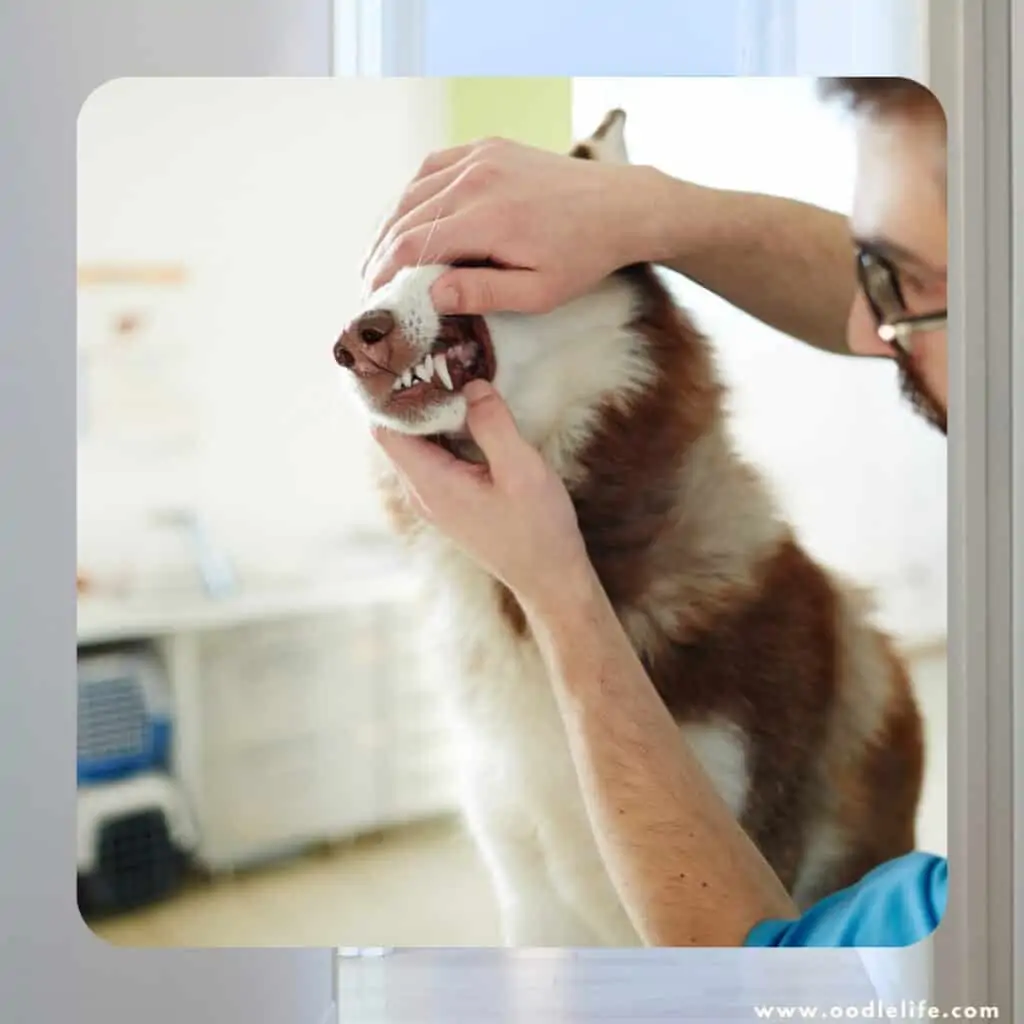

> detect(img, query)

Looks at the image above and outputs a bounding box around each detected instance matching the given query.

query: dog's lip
[385,378,435,405]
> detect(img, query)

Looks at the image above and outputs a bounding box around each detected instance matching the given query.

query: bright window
[377,0,926,78]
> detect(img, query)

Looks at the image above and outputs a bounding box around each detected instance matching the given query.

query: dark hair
[817,77,945,121]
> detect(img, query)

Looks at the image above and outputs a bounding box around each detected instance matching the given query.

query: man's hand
[372,380,593,613]
[362,138,666,317]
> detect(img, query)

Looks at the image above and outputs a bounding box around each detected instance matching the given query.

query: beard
[894,347,947,435]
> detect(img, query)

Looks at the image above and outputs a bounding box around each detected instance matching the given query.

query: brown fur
[520,136,924,902]
[561,262,921,900]
[571,264,725,615]
[823,648,924,890]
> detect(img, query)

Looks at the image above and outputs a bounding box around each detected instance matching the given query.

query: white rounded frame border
[0,0,1017,1020]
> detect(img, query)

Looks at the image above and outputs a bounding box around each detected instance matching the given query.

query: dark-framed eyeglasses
[855,246,947,352]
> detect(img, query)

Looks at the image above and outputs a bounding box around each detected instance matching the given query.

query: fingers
[430,266,552,316]
[365,197,465,290]
[372,382,537,504]
[365,213,495,295]
[417,140,486,179]
[362,138,501,281]
[361,155,476,279]
[371,426,485,511]
[459,381,536,483]
[364,140,522,292]
[372,425,458,476]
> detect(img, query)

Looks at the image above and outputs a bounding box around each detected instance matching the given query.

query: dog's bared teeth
[435,354,453,390]
[401,369,413,388]
[418,354,434,382]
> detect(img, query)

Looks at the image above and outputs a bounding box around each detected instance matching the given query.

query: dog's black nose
[357,309,395,344]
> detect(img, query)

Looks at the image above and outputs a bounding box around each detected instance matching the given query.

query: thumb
[432,267,553,315]
[372,427,484,507]
[460,381,535,483]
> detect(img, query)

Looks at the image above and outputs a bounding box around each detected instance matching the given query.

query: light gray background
[1015,0,1024,1015]
[1,4,336,1024]
[925,0,1019,1015]
[0,1,1017,1021]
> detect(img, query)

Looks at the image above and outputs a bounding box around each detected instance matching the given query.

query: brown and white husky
[333,110,924,947]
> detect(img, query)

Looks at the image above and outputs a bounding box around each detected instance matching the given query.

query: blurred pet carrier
[77,771,197,917]
[77,645,173,783]
[77,645,197,916]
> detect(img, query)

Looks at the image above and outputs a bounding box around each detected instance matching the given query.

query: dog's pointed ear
[569,108,630,164]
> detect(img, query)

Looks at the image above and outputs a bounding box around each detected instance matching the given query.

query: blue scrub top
[745,852,947,947]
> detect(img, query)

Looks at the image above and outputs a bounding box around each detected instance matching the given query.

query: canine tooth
[401,369,413,388]
[436,354,453,390]
[418,354,434,381]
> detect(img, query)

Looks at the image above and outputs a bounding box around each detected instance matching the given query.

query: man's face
[847,105,948,433]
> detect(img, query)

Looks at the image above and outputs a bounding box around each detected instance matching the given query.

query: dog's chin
[369,394,469,438]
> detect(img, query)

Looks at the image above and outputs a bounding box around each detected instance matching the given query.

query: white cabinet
[159,599,459,872]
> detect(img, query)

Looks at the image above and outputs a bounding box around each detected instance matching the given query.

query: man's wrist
[614,164,710,269]
[515,555,608,645]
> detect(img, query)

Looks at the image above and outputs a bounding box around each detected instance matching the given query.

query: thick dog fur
[334,110,924,946]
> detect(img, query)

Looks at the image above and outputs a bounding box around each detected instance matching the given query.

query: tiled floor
[87,648,947,949]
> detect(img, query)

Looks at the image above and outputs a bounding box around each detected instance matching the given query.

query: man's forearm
[523,567,797,947]
[626,167,856,356]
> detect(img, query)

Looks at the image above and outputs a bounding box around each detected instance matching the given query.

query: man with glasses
[364,77,948,947]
